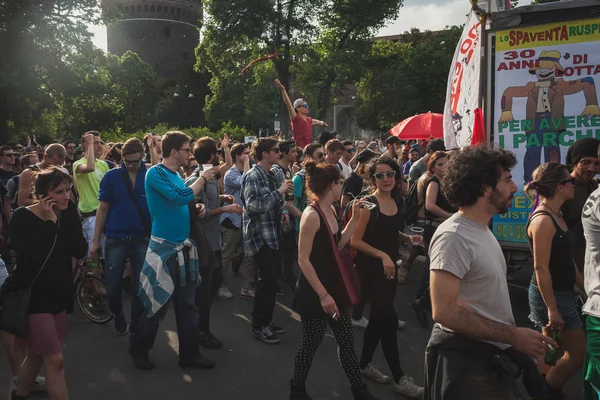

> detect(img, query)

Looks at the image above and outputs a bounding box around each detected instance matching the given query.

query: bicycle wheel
[76,274,114,324]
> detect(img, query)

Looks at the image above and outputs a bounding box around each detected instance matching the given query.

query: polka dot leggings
[292,309,364,387]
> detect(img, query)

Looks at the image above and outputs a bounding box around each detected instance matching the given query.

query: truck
[483,0,600,252]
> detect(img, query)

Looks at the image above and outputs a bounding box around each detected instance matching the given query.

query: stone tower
[102,0,202,79]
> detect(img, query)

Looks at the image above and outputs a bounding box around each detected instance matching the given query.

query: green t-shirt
[73,158,110,213]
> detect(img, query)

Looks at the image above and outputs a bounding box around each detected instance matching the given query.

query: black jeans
[196,250,223,332]
[252,245,280,329]
[129,253,200,361]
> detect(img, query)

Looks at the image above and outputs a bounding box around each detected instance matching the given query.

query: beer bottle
[544,329,560,366]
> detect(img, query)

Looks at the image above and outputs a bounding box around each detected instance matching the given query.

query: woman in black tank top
[290,162,377,400]
[524,162,585,397]
[351,158,424,399]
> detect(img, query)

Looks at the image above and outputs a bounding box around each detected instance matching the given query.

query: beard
[490,189,513,214]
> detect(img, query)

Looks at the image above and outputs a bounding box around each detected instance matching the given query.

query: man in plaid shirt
[241,137,293,344]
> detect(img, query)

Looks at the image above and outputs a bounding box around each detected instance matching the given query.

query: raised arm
[75,133,97,174]
[275,79,297,121]
[18,169,36,207]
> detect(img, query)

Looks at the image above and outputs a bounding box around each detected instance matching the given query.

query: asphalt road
[1,253,583,400]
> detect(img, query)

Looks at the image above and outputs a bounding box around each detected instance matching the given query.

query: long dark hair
[304,161,341,201]
[367,156,404,199]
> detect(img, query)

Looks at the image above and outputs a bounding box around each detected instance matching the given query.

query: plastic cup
[202,164,213,171]
[410,226,425,247]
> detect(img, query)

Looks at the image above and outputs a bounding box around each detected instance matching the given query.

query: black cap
[356,149,377,163]
[565,138,600,166]
[317,131,337,145]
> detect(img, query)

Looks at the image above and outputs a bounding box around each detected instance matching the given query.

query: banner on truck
[492,18,600,243]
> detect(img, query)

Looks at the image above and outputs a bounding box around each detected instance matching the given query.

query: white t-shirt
[429,213,516,349]
[583,188,600,318]
[339,159,353,179]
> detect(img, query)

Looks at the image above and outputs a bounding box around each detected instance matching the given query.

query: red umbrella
[389,112,443,140]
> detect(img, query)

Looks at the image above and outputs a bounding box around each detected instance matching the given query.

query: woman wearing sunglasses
[524,162,585,398]
[351,157,424,399]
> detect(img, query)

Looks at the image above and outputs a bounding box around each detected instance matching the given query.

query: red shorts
[15,313,68,356]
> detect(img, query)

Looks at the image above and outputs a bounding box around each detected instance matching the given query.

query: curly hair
[367,156,404,199]
[441,145,517,209]
[34,166,72,199]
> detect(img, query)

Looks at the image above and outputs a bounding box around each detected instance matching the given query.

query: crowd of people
[0,86,598,400]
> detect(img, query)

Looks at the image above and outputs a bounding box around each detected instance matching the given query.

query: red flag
[471,108,486,146]
[241,53,277,75]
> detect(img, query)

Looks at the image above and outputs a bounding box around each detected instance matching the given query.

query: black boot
[351,383,379,400]
[290,379,312,400]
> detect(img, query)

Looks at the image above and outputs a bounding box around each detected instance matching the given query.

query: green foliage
[354,27,462,131]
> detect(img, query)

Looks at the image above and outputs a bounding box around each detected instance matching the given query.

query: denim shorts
[0,257,7,288]
[528,284,582,330]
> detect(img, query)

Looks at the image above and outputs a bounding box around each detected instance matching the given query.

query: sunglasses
[374,170,396,180]
[3,153,16,157]
[346,148,356,154]
[301,104,309,108]
[315,153,324,159]
[124,158,143,166]
[560,177,577,185]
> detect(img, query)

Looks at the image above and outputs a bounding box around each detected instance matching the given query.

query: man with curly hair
[424,145,556,399]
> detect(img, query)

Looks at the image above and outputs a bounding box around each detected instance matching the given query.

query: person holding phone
[351,157,424,399]
[291,161,378,400]
[4,167,87,400]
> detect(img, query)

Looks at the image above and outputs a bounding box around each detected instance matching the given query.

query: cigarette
[332,313,337,319]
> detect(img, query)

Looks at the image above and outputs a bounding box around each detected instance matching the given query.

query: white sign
[274,120,281,132]
[244,136,257,144]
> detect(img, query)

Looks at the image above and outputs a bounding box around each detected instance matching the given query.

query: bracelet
[200,176,207,184]
[319,293,329,300]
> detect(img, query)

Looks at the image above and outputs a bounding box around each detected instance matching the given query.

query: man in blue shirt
[128,131,216,371]
[91,138,151,337]
[221,143,255,299]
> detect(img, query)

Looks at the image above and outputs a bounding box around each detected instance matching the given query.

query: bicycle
[73,259,113,324]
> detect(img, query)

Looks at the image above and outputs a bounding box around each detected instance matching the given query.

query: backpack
[400,179,423,226]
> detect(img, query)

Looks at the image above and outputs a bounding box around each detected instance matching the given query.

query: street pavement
[1,253,583,399]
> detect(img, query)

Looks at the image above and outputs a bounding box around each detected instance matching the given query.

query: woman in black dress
[290,162,377,400]
[5,167,87,400]
[352,157,424,399]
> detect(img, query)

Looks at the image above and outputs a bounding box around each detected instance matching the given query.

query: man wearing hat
[274,79,328,149]
[562,138,600,271]
[499,50,600,182]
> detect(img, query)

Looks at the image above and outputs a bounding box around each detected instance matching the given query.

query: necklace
[541,202,562,216]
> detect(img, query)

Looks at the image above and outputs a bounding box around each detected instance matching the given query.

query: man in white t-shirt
[338,140,355,179]
[424,145,556,399]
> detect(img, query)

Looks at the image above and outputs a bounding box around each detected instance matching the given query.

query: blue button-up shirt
[98,162,151,239]
[220,165,244,229]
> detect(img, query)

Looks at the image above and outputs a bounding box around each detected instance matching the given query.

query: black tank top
[424,176,456,221]
[526,210,576,292]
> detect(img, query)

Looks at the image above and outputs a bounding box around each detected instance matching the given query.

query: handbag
[119,168,151,234]
[311,202,361,305]
[0,231,58,337]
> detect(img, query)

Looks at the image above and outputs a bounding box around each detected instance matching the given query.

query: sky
[89,0,534,51]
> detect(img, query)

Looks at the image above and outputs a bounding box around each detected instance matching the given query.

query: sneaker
[199,331,223,349]
[253,326,280,344]
[178,355,216,369]
[269,322,286,334]
[240,287,255,300]
[12,376,46,392]
[351,317,369,329]
[393,376,424,399]
[132,356,155,370]
[397,319,406,329]
[216,284,234,299]
[360,363,391,384]
[114,312,129,336]
[397,263,409,284]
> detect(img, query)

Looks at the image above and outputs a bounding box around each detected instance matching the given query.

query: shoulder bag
[311,202,361,305]
[0,223,59,337]
[119,169,151,234]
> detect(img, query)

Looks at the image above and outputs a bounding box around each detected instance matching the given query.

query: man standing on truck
[499,50,600,182]
[274,79,328,148]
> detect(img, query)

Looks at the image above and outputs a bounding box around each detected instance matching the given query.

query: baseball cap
[293,98,306,109]
[356,149,377,164]
[427,139,446,153]
[317,131,337,145]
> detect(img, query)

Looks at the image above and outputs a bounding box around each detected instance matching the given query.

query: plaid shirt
[241,164,286,257]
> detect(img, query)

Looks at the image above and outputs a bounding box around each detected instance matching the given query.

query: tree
[197,0,405,133]
[0,0,101,141]
[354,27,462,131]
